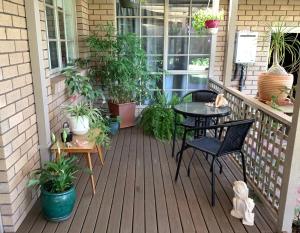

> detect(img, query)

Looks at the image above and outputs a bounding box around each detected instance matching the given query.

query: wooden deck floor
[17,127,276,233]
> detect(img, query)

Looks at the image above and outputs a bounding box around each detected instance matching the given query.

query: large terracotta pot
[108,102,136,128]
[258,72,293,102]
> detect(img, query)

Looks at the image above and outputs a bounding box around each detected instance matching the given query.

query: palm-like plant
[267,22,300,76]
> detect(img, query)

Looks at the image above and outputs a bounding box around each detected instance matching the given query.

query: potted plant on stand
[65,102,101,135]
[87,24,156,128]
[258,23,300,104]
[192,8,224,34]
[27,134,78,221]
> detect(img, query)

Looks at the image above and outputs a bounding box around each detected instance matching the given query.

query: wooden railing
[208,79,292,217]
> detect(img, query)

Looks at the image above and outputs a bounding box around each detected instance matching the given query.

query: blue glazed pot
[109,121,120,135]
[41,186,76,222]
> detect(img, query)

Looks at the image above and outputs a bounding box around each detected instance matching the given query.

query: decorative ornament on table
[231,181,255,226]
[215,94,228,108]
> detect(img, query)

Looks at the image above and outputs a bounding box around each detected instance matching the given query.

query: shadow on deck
[17,127,276,233]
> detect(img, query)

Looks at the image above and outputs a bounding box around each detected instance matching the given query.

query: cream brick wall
[0,0,40,232]
[214,0,300,96]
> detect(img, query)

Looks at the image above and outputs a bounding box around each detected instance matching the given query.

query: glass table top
[173,102,231,117]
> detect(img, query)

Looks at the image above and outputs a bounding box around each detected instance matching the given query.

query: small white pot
[69,115,90,135]
[207,27,218,34]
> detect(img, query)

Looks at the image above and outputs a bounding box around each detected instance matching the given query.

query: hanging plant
[192,8,224,34]
[119,0,146,8]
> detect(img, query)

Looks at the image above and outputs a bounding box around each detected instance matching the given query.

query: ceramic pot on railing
[257,72,293,103]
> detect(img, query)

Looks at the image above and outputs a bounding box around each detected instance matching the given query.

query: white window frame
[116,0,218,97]
[45,0,79,75]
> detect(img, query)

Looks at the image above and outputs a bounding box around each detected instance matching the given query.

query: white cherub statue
[231,181,255,226]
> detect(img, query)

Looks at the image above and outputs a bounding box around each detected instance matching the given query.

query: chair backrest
[182,90,218,103]
[218,119,255,156]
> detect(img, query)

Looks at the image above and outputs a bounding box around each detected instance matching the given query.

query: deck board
[17,128,276,233]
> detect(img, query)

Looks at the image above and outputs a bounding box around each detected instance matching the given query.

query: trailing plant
[139,93,183,141]
[87,24,157,104]
[266,22,300,76]
[192,8,224,33]
[28,134,79,193]
[89,118,111,149]
[63,69,104,103]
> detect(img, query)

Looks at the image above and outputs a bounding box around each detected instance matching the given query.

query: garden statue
[231,181,255,226]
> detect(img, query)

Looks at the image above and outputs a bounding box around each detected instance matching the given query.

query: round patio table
[172,102,231,158]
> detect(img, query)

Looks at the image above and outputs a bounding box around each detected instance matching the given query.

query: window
[116,0,214,100]
[45,0,77,72]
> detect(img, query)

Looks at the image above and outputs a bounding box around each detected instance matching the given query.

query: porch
[17,127,276,233]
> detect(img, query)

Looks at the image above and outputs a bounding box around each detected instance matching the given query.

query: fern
[139,93,183,141]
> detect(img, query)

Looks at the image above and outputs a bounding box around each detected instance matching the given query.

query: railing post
[277,84,300,233]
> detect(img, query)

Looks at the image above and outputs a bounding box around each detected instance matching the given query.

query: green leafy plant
[191,57,210,66]
[87,24,157,104]
[192,8,224,33]
[74,58,90,69]
[28,134,79,193]
[139,93,182,141]
[89,119,111,149]
[65,102,102,124]
[63,69,104,103]
[266,22,300,75]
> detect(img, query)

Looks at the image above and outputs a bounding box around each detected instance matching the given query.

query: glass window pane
[45,0,53,5]
[141,5,164,16]
[168,37,188,54]
[188,75,208,89]
[67,42,75,64]
[168,56,188,70]
[117,2,139,16]
[189,56,210,71]
[49,41,59,69]
[190,36,211,54]
[57,0,63,10]
[165,75,187,89]
[142,18,164,36]
[46,7,56,39]
[64,0,75,15]
[58,11,65,39]
[142,37,164,54]
[165,91,186,102]
[169,5,189,17]
[146,56,163,72]
[117,18,140,34]
[168,18,189,36]
[61,42,67,67]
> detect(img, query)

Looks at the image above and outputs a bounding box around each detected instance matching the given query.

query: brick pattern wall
[0,0,40,232]
[88,0,115,35]
[77,0,90,58]
[214,0,300,95]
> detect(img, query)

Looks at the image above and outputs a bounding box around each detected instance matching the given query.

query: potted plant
[65,102,101,135]
[192,8,224,34]
[107,116,120,136]
[27,134,78,221]
[258,22,300,103]
[87,24,156,128]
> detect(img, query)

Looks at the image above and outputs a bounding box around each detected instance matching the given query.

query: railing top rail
[209,79,292,127]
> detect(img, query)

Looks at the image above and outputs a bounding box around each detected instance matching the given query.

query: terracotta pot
[257,72,293,103]
[205,20,220,29]
[108,102,136,128]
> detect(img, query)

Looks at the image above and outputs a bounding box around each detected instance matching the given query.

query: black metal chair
[172,90,218,158]
[174,119,255,206]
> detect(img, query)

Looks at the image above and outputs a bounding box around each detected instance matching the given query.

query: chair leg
[241,151,247,183]
[216,159,223,174]
[187,149,196,177]
[211,158,216,206]
[172,113,177,158]
[175,130,187,181]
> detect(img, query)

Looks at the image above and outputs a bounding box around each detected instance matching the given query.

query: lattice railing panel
[208,79,291,214]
